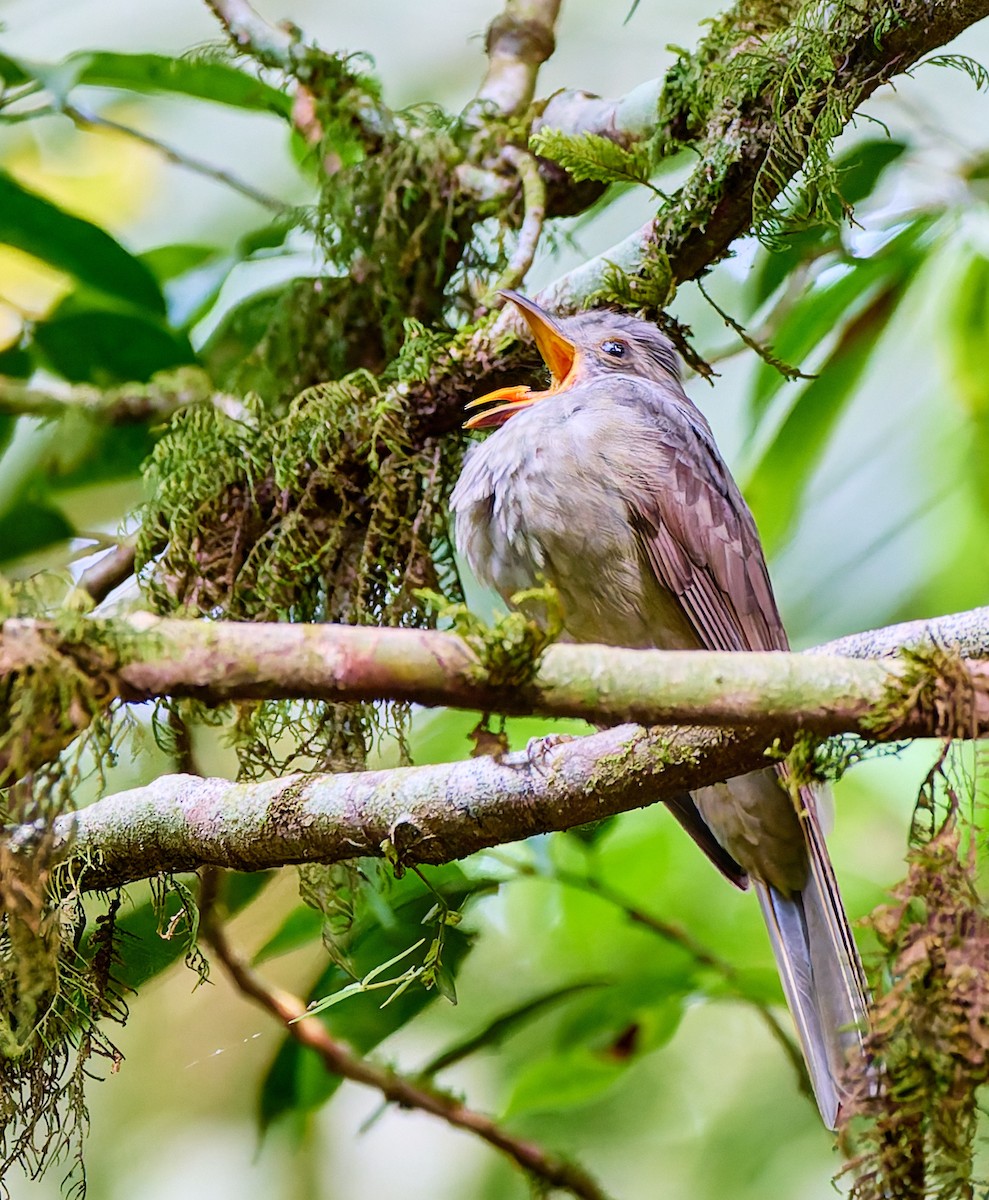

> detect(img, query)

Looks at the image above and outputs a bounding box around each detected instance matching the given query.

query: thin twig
[61,101,285,212]
[493,145,547,293]
[0,371,250,425]
[201,916,613,1200]
[696,280,812,382]
[203,0,299,65]
[78,544,138,606]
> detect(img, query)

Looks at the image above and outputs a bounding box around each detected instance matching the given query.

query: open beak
[464,290,580,429]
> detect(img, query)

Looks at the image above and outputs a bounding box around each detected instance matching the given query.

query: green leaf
[141,244,220,284]
[0,170,165,313]
[529,128,653,188]
[833,139,907,208]
[0,501,74,565]
[747,214,934,427]
[60,51,292,116]
[745,285,901,555]
[503,979,685,1117]
[503,1048,627,1117]
[258,866,488,1129]
[254,906,326,966]
[421,982,606,1079]
[0,51,32,87]
[0,343,32,378]
[943,252,989,415]
[96,872,274,993]
[32,309,195,383]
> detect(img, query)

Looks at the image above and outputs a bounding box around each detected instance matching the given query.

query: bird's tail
[755,796,870,1129]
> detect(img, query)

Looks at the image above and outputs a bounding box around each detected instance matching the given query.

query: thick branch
[649,0,989,287]
[203,915,611,1200]
[43,723,775,892]
[814,607,989,661]
[414,0,989,436]
[535,79,664,146]
[3,609,988,740]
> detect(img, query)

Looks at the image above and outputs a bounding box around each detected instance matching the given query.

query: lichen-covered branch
[418,0,989,430]
[814,607,989,661]
[643,0,989,288]
[203,911,612,1200]
[41,723,776,892]
[2,610,988,751]
[474,0,562,117]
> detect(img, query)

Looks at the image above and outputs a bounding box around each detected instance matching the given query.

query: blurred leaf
[503,1048,627,1117]
[834,139,907,207]
[141,243,219,283]
[98,872,274,993]
[0,51,32,87]
[748,255,892,424]
[0,344,32,378]
[748,140,907,311]
[421,981,606,1079]
[745,285,900,555]
[59,51,292,116]
[0,170,164,313]
[254,905,325,966]
[943,252,989,512]
[0,500,74,565]
[503,977,686,1117]
[748,227,830,314]
[259,864,490,1130]
[200,283,292,390]
[47,421,157,490]
[33,309,195,383]
[748,214,934,428]
[943,252,989,414]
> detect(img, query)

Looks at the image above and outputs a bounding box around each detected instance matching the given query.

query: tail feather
[756,791,869,1129]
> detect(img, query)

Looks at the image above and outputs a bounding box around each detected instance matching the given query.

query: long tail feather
[755,796,869,1129]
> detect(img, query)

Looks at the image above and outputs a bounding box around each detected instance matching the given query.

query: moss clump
[841,808,989,1200]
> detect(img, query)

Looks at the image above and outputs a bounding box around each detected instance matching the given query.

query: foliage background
[2,0,989,1197]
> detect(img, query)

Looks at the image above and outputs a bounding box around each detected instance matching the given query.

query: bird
[450,290,868,1129]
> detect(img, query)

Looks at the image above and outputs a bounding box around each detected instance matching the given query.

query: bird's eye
[601,339,627,358]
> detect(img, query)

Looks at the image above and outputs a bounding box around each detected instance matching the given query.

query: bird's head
[465,290,681,429]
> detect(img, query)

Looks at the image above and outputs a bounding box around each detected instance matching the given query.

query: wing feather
[626,396,786,655]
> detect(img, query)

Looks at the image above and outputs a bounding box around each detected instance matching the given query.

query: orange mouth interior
[464,292,579,429]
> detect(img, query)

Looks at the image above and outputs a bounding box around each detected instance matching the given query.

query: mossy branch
[29,722,786,892]
[2,610,989,770]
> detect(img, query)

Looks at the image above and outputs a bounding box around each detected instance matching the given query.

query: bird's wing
[626,391,787,654]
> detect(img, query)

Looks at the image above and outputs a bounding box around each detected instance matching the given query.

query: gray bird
[450,290,868,1128]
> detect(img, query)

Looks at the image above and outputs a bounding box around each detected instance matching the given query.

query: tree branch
[492,145,547,293]
[78,544,138,607]
[3,608,988,744]
[204,0,299,66]
[474,0,563,118]
[0,368,247,425]
[202,911,612,1200]
[42,723,778,892]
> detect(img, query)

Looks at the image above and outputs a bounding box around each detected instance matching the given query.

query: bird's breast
[451,398,697,649]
